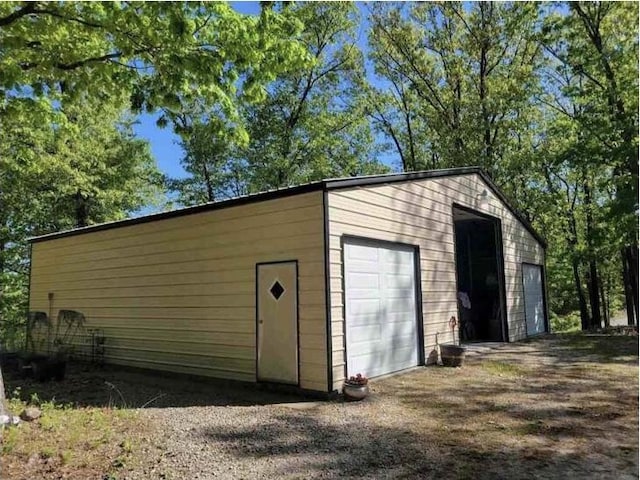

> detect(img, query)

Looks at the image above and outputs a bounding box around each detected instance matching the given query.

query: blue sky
[131,2,391,181]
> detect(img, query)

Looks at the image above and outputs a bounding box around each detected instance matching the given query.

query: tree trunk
[0,365,7,418]
[399,87,417,171]
[201,161,215,202]
[628,246,639,321]
[622,248,636,326]
[622,245,639,325]
[572,258,590,330]
[599,272,609,328]
[74,190,88,228]
[586,260,602,329]
[583,178,601,329]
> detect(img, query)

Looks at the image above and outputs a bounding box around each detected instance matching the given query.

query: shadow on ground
[2,333,638,479]
[3,333,637,410]
[3,362,313,409]
[194,409,634,480]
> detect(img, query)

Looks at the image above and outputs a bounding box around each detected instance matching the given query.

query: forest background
[0,1,638,348]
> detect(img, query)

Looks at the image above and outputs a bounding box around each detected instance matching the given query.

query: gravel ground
[5,334,638,480]
[132,391,449,480]
[126,335,638,480]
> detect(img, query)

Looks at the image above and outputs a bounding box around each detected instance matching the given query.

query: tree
[168,118,248,205]
[169,2,388,205]
[0,2,310,120]
[241,2,387,191]
[539,1,639,327]
[368,1,542,181]
[0,94,162,351]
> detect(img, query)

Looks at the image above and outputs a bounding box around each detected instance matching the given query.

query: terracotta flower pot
[440,344,466,367]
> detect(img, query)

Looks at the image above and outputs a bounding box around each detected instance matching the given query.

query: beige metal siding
[29,192,327,392]
[327,173,543,390]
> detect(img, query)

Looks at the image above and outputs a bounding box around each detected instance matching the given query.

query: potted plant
[343,373,369,400]
[440,316,466,367]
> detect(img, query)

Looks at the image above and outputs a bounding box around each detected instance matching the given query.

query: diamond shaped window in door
[270,280,285,300]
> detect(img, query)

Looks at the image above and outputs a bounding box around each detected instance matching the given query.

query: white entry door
[257,261,298,384]
[344,239,419,378]
[523,263,546,336]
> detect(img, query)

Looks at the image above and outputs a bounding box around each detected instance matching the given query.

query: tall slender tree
[368,1,542,182]
[539,1,638,327]
[241,2,386,191]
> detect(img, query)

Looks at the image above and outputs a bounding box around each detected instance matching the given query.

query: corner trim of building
[322,190,334,393]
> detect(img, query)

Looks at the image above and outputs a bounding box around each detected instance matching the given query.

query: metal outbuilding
[29,167,548,393]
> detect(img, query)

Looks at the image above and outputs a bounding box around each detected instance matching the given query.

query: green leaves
[0,93,162,343]
[368,2,542,178]
[169,2,387,205]
[0,2,310,117]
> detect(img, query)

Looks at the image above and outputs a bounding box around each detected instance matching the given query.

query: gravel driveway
[6,334,637,480]
[125,335,638,480]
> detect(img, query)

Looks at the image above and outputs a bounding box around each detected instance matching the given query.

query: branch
[21,48,152,71]
[0,3,36,27]
[30,7,106,29]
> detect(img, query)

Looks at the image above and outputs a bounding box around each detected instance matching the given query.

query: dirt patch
[2,334,638,479]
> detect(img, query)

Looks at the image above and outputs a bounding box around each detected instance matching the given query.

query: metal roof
[28,166,546,247]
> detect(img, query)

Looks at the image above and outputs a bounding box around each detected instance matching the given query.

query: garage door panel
[384,265,414,276]
[345,239,419,379]
[350,345,418,378]
[348,288,383,300]
[346,272,379,289]
[386,297,415,314]
[385,288,414,299]
[384,312,417,324]
[345,260,381,273]
[386,322,418,338]
[347,244,380,260]
[348,312,384,328]
[349,298,382,316]
[349,325,383,342]
[351,343,416,362]
[384,249,414,263]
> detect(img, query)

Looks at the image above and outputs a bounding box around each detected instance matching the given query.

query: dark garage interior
[453,205,507,343]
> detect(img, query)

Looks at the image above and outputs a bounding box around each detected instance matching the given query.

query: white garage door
[523,264,546,336]
[344,239,419,378]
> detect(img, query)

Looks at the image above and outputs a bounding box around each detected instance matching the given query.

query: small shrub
[29,392,42,407]
[550,311,581,333]
[1,427,19,454]
[120,439,133,454]
[10,386,21,401]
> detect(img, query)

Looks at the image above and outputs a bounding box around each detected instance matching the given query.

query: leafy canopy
[0,1,311,119]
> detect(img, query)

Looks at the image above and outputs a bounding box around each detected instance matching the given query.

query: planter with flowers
[343,373,369,400]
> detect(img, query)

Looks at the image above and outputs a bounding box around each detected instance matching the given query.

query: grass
[1,393,145,480]
[372,333,638,478]
[481,360,527,377]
